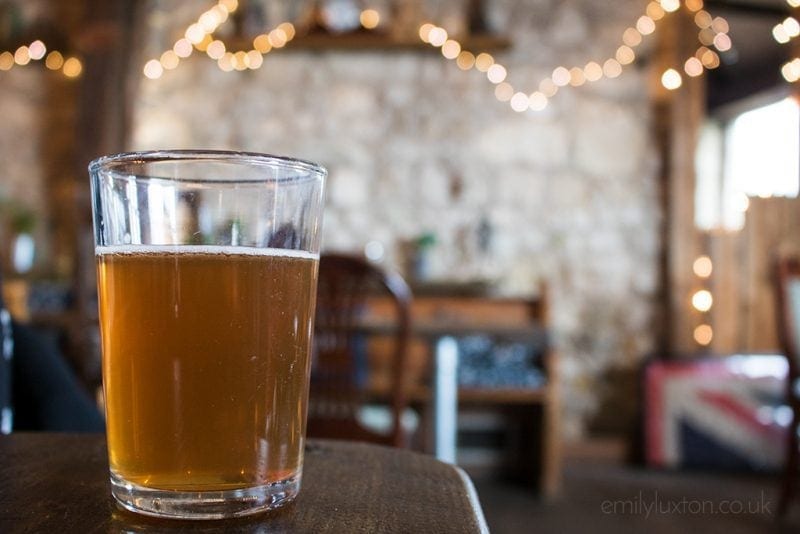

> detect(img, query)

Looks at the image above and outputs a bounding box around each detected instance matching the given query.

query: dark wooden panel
[0,434,487,533]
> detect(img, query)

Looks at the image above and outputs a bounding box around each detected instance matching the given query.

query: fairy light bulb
[684,57,703,77]
[441,39,461,59]
[360,9,380,29]
[510,92,530,112]
[694,325,713,345]
[62,57,82,77]
[494,82,514,101]
[693,256,713,278]
[603,59,622,78]
[28,40,46,60]
[662,68,682,90]
[475,53,494,72]
[528,91,548,111]
[487,64,507,84]
[584,61,603,82]
[692,290,713,312]
[713,33,732,52]
[160,50,179,69]
[661,0,680,13]
[636,16,656,35]
[143,59,163,79]
[552,66,570,86]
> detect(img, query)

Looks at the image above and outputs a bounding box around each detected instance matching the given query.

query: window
[696,96,800,230]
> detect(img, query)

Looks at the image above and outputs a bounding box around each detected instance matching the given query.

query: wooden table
[356,293,560,497]
[356,319,548,461]
[0,433,488,533]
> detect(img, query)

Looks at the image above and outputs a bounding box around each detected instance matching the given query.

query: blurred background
[1,0,800,531]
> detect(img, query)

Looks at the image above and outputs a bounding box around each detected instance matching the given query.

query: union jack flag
[645,355,789,471]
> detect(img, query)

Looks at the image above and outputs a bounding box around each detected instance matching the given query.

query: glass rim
[88,149,327,183]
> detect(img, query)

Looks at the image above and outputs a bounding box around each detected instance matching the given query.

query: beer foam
[95,244,319,260]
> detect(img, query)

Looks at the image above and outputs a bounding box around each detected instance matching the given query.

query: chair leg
[778,409,799,517]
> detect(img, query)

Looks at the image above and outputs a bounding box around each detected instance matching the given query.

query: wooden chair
[307,253,412,447]
[775,255,800,517]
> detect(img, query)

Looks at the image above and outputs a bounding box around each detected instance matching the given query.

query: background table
[355,292,560,498]
[0,433,488,533]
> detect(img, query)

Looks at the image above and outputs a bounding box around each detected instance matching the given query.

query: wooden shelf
[402,385,549,405]
[227,32,511,53]
[458,387,550,404]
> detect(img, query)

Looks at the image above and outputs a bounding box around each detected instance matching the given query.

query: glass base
[110,471,300,520]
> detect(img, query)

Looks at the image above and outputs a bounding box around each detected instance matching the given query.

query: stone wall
[133,0,660,440]
[0,69,47,264]
[0,1,82,278]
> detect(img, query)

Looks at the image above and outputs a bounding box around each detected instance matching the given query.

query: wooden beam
[705,0,790,18]
[654,8,707,356]
[63,0,141,388]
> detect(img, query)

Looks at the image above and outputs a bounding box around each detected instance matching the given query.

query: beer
[97,245,318,492]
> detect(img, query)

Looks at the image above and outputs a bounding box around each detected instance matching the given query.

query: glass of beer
[89,150,325,519]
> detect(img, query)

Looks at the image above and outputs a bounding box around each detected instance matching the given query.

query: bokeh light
[661,0,680,12]
[160,50,180,69]
[693,256,713,278]
[623,28,643,47]
[552,66,570,86]
[360,9,380,29]
[428,27,448,47]
[143,59,163,79]
[616,45,636,65]
[253,34,271,53]
[603,59,622,78]
[661,68,682,90]
[510,92,530,112]
[636,16,656,35]
[692,290,713,312]
[494,82,514,102]
[62,57,82,78]
[0,51,13,70]
[713,33,732,52]
[28,40,46,60]
[528,91,548,111]
[456,51,475,70]
[487,63,507,84]
[14,46,30,66]
[584,61,603,82]
[206,40,226,60]
[694,324,713,345]
[418,23,435,43]
[475,53,494,72]
[684,57,703,77]
[569,67,586,87]
[45,51,63,70]
[442,39,461,59]
[174,39,193,58]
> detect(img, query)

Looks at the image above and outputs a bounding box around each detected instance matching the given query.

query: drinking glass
[89,150,326,519]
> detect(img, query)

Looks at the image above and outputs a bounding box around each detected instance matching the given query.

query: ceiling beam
[705,0,791,17]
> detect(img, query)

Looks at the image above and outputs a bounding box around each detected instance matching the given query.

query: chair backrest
[775,255,800,380]
[308,253,412,447]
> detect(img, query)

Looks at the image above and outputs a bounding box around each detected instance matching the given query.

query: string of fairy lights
[420,0,731,112]
[8,0,800,107]
[0,39,82,78]
[691,255,714,346]
[141,0,732,113]
[774,0,800,82]
[142,0,297,79]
